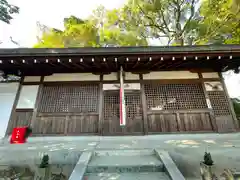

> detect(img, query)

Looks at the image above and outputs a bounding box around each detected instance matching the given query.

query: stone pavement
[1,133,240,179]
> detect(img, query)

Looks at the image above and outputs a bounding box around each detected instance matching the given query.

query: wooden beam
[102,58,110,70]
[198,72,218,131]
[218,72,239,129]
[176,112,183,132]
[98,75,104,135]
[149,59,165,69]
[142,57,153,67]
[132,58,141,69]
[5,77,24,137]
[174,59,193,68]
[72,62,84,70]
[41,58,57,67]
[92,58,102,69]
[140,74,148,135]
[92,72,111,75]
[59,62,73,69]
[166,59,187,69]
[131,71,150,74]
[30,76,44,131]
[115,60,118,70]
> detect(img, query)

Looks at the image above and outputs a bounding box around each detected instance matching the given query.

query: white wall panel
[44,73,100,81]
[103,73,118,81]
[24,76,41,82]
[202,72,219,78]
[16,85,39,109]
[0,83,19,138]
[125,72,140,80]
[143,71,199,80]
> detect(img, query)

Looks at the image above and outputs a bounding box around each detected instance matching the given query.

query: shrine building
[0,45,239,137]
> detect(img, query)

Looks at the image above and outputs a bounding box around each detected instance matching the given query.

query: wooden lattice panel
[208,91,231,116]
[38,84,99,113]
[6,111,33,135]
[144,83,207,110]
[103,92,142,120]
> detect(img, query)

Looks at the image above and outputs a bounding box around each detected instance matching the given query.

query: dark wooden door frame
[102,89,144,135]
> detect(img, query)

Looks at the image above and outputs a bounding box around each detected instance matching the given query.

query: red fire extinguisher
[10,126,32,144]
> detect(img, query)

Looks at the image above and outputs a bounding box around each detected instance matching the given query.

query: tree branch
[157,4,174,34]
[167,36,174,45]
[10,36,20,46]
[195,13,234,44]
[137,4,168,34]
[175,1,182,32]
[148,0,174,34]
[182,0,196,33]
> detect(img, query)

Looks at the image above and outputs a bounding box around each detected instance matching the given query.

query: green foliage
[34,0,240,47]
[232,98,240,117]
[118,0,200,45]
[24,126,32,139]
[196,0,240,44]
[203,152,214,166]
[34,16,98,48]
[34,8,148,48]
[119,0,240,45]
[39,155,49,168]
[0,0,19,24]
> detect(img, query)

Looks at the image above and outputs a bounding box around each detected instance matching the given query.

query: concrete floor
[1,133,240,179]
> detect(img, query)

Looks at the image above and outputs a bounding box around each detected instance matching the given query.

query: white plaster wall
[103,73,118,81]
[24,76,41,82]
[202,72,219,78]
[0,83,19,138]
[17,85,39,109]
[125,72,140,80]
[103,83,141,90]
[44,73,99,82]
[143,71,199,80]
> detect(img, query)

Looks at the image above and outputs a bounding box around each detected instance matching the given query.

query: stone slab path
[1,133,240,179]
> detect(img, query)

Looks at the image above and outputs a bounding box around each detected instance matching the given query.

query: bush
[203,152,214,166]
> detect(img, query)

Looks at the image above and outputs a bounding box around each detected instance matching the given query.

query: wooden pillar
[5,77,24,136]
[218,72,239,129]
[139,74,148,135]
[176,112,183,132]
[98,75,104,135]
[198,73,218,131]
[30,76,44,130]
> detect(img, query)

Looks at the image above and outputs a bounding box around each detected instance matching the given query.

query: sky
[0,0,240,98]
[0,0,126,47]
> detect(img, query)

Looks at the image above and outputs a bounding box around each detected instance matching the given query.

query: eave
[0,45,240,76]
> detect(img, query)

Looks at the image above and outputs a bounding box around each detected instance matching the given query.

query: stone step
[87,154,163,173]
[94,149,155,156]
[84,172,170,180]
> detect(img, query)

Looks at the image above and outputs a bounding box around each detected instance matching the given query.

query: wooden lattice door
[208,91,235,132]
[144,82,214,132]
[102,90,143,135]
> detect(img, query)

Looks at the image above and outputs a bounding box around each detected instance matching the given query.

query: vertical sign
[119,66,126,126]
[206,98,212,109]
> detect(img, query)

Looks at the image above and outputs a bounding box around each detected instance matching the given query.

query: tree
[34,7,148,48]
[116,0,201,46]
[108,0,240,46]
[0,0,19,24]
[34,16,98,48]
[195,0,240,45]
[34,0,240,47]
